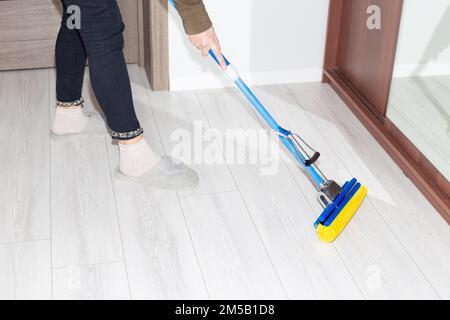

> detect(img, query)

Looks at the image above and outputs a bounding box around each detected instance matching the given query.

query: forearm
[174,0,212,35]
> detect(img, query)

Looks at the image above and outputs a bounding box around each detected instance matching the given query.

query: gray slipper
[50,112,109,143]
[114,156,199,191]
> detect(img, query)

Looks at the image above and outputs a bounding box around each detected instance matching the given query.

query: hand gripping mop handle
[169,0,325,188]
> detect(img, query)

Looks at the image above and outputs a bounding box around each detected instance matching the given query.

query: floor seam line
[137,66,211,299]
[194,89,289,299]
[52,259,127,270]
[176,195,212,299]
[48,68,54,300]
[367,197,442,299]
[104,136,133,300]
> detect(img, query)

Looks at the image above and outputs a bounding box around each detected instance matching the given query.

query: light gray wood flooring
[0,66,449,300]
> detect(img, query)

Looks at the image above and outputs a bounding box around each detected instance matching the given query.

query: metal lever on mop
[169,0,368,243]
[209,49,327,187]
[287,132,321,166]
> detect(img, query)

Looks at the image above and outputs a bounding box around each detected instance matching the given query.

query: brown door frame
[322,0,450,223]
[139,0,170,91]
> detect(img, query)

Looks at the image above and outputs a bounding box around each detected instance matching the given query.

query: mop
[169,0,368,242]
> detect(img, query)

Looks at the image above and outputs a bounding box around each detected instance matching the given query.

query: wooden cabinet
[0,0,139,70]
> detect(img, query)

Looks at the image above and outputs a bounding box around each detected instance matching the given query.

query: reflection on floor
[388,76,450,180]
[0,66,449,300]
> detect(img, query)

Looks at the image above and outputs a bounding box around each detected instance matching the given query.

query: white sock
[52,106,88,135]
[119,138,161,177]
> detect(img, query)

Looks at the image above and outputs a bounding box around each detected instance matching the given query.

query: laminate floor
[0,67,448,300]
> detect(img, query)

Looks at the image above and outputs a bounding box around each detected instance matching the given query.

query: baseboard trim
[169,68,323,91]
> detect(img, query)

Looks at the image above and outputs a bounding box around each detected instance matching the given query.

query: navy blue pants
[56,0,143,140]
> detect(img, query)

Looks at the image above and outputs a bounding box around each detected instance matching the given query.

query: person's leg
[53,2,90,135]
[66,0,161,175]
[55,2,86,103]
[57,0,198,189]
[65,0,142,139]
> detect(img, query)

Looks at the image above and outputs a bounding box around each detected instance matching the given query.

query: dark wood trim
[333,0,404,119]
[323,69,450,223]
[385,119,450,198]
[322,0,450,223]
[140,0,170,91]
[334,69,386,124]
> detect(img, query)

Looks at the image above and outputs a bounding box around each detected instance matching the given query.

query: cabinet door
[0,0,139,71]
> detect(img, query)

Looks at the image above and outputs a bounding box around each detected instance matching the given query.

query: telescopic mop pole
[168,0,326,189]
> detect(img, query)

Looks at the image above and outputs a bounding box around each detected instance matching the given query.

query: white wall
[393,0,450,78]
[168,0,330,91]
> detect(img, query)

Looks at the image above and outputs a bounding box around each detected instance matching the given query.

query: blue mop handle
[214,51,326,188]
[209,50,286,133]
[169,0,325,188]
